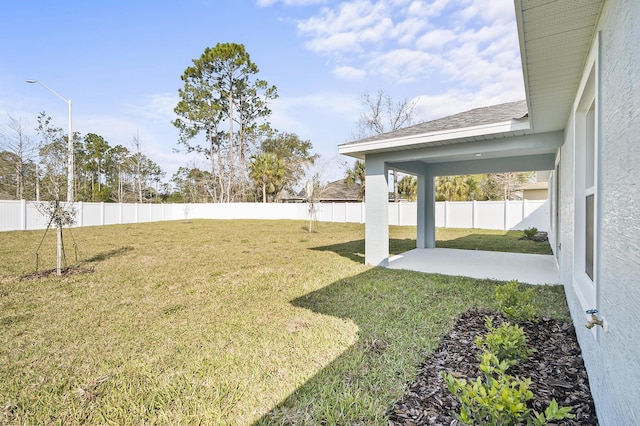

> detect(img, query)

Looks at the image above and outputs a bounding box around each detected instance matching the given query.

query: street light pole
[26,80,74,203]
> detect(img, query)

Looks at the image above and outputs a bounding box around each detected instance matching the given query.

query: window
[573,56,598,310]
[585,101,596,280]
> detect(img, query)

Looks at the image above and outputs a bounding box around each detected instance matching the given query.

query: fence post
[444,201,449,228]
[503,200,509,230]
[77,202,83,228]
[472,200,477,229]
[21,199,27,230]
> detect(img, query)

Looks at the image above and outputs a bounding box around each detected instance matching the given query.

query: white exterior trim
[339,119,530,156]
[572,33,600,314]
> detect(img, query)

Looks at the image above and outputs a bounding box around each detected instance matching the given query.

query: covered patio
[338,101,563,278]
[388,248,559,285]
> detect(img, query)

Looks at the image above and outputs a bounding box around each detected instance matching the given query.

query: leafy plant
[534,399,575,424]
[443,352,534,425]
[443,352,574,425]
[495,281,537,323]
[475,317,534,367]
[523,227,538,240]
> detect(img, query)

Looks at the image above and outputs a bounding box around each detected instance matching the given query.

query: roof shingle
[342,100,528,146]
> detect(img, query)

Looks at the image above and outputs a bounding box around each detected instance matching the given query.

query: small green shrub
[475,317,534,367]
[495,280,537,323]
[443,352,574,425]
[523,227,538,240]
[443,352,534,425]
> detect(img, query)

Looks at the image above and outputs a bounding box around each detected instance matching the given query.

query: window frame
[572,34,600,312]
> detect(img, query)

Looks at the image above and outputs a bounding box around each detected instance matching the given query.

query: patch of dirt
[21,266,94,280]
[389,309,598,425]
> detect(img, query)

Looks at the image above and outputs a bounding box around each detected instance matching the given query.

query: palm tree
[345,160,366,201]
[436,175,470,201]
[398,175,417,201]
[249,152,283,202]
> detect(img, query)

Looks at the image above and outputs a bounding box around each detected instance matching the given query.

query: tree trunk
[227,85,234,203]
[35,164,40,201]
[55,204,62,276]
[209,134,218,202]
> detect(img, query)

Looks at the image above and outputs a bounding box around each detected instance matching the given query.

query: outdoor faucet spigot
[585,309,603,329]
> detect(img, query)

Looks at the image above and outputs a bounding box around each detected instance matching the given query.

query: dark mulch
[21,266,94,280]
[389,309,598,425]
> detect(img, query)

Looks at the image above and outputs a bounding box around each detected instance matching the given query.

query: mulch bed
[389,309,598,425]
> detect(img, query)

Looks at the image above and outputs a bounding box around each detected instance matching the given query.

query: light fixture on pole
[26,80,74,203]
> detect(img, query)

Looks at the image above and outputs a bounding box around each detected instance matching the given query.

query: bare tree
[131,132,145,203]
[354,90,417,201]
[304,174,324,233]
[34,112,76,275]
[0,115,38,200]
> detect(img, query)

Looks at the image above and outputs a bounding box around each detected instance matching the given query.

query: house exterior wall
[558,0,640,423]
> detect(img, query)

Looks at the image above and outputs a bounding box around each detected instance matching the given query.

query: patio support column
[365,155,389,266]
[417,168,436,248]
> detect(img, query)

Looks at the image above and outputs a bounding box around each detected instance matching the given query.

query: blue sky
[1,0,525,184]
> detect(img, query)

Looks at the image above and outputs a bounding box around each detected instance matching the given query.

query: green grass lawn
[435,227,553,255]
[0,221,566,425]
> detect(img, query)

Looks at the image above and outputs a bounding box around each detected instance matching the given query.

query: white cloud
[367,48,441,83]
[297,0,392,55]
[332,66,367,81]
[292,0,522,93]
[305,31,363,54]
[392,17,429,45]
[415,28,457,50]
[256,0,327,6]
[407,0,451,18]
[124,92,179,123]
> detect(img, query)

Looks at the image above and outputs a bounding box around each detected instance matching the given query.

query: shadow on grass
[253,267,502,425]
[310,238,417,264]
[436,232,552,255]
[84,246,134,263]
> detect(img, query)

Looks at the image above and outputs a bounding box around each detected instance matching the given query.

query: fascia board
[514,0,534,130]
[338,119,531,156]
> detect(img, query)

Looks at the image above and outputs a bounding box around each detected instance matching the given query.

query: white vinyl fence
[0,199,548,233]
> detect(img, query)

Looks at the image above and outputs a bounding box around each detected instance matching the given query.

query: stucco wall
[559,0,640,423]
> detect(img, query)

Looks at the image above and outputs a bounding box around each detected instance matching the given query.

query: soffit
[516,0,603,133]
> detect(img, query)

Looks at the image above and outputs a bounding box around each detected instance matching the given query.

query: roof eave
[339,118,531,158]
[514,0,535,132]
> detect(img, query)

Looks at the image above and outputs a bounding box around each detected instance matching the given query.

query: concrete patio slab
[387,248,559,285]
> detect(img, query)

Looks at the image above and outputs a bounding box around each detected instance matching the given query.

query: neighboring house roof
[280,179,362,202]
[515,181,549,191]
[318,179,361,202]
